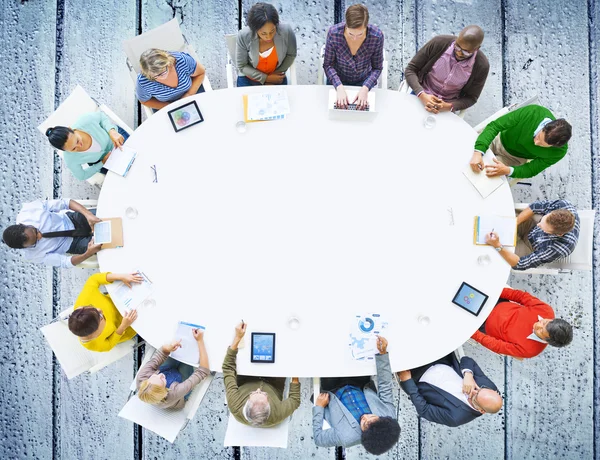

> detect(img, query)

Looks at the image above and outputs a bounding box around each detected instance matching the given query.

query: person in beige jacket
[223,322,301,427]
[136,328,210,410]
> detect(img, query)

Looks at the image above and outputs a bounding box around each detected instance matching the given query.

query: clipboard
[473,216,517,246]
[98,217,123,249]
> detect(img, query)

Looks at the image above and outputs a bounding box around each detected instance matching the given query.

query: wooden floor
[0,0,598,458]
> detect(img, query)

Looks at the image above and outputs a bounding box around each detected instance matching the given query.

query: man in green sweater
[222,322,301,427]
[469,105,572,179]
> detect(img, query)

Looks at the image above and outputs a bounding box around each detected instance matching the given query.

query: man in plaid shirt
[486,199,579,270]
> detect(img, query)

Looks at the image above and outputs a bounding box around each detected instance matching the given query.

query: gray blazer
[312,353,397,448]
[235,23,297,84]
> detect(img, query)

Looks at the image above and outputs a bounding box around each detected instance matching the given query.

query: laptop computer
[328,88,377,120]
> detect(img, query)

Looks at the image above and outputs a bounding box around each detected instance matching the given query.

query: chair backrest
[474,95,539,133]
[37,85,98,135]
[225,34,237,64]
[223,413,290,448]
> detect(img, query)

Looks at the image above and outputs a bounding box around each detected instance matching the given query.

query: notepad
[462,153,507,198]
[170,321,205,364]
[93,221,112,244]
[104,145,137,177]
[474,215,517,246]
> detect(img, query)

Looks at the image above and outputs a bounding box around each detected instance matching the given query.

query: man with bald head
[398,352,502,427]
[404,25,489,113]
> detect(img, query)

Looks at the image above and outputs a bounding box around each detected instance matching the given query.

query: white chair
[118,345,215,443]
[454,345,466,361]
[473,95,539,133]
[512,203,596,275]
[223,411,291,448]
[224,33,298,88]
[122,19,213,119]
[317,44,388,89]
[40,307,140,380]
[37,86,134,188]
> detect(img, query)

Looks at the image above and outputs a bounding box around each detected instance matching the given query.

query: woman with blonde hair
[136,328,210,409]
[136,48,206,111]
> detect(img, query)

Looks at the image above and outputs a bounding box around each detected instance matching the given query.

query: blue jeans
[152,84,206,113]
[237,76,288,87]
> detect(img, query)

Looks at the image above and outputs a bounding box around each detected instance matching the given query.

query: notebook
[104,145,137,177]
[170,321,205,364]
[473,215,517,246]
[462,152,507,198]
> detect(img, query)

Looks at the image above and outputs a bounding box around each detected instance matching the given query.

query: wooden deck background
[0,0,598,458]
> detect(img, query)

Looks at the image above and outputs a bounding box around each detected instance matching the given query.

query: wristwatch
[495,246,503,252]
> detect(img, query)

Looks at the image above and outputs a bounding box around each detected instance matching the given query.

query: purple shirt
[421,42,476,101]
[323,23,384,89]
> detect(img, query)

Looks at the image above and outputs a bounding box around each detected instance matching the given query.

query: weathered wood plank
[0,1,57,459]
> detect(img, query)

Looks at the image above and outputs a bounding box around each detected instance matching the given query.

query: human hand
[462,372,479,395]
[193,328,205,342]
[235,322,247,339]
[85,240,103,255]
[265,72,285,84]
[101,150,112,164]
[109,129,125,150]
[485,158,510,177]
[336,85,349,108]
[162,339,182,354]
[86,213,101,229]
[470,151,484,172]
[119,272,144,288]
[119,309,138,330]
[316,393,329,407]
[291,377,299,383]
[485,232,501,248]
[418,92,444,113]
[376,335,388,354]
[398,370,411,382]
[353,86,370,109]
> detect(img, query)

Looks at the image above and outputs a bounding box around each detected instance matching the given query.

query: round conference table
[97,85,514,377]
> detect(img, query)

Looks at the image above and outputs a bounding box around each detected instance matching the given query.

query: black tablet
[452,282,489,316]
[167,100,204,132]
[251,332,276,363]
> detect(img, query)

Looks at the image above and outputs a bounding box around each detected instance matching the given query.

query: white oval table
[97,85,514,377]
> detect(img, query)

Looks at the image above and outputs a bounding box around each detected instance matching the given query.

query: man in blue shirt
[2,198,101,268]
[312,336,400,455]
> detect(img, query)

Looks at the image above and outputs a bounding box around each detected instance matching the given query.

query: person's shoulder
[474,49,489,68]
[428,34,456,46]
[520,104,553,118]
[329,22,345,35]
[136,72,151,87]
[368,24,384,38]
[277,23,295,35]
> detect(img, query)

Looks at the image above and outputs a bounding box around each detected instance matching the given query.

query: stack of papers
[104,145,137,177]
[244,89,291,122]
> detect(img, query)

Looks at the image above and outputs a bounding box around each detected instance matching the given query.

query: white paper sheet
[247,90,290,121]
[224,414,290,448]
[104,145,137,176]
[475,215,517,246]
[348,313,388,361]
[110,270,153,311]
[462,152,507,198]
[93,220,112,244]
[170,322,205,364]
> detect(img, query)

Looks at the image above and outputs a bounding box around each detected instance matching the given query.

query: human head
[2,224,39,249]
[68,307,103,337]
[139,48,176,80]
[469,388,503,414]
[138,376,169,405]
[243,388,271,426]
[46,126,74,151]
[247,3,279,42]
[455,25,484,60]
[538,209,576,236]
[540,119,572,147]
[535,317,573,347]
[345,4,369,31]
[360,415,401,455]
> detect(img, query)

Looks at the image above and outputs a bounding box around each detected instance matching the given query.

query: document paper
[110,270,153,310]
[170,322,205,364]
[246,90,290,121]
[93,220,112,244]
[104,145,137,177]
[462,152,507,199]
[474,215,517,246]
[349,313,388,361]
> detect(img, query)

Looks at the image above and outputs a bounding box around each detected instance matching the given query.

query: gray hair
[243,396,271,426]
[139,48,175,79]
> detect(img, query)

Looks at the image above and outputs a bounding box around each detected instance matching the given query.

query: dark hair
[546,209,576,235]
[543,119,571,147]
[345,4,369,29]
[2,224,29,249]
[247,3,279,33]
[546,319,573,347]
[46,126,74,150]
[68,307,101,337]
[360,416,401,455]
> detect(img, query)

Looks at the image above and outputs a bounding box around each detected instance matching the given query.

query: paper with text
[474,215,517,246]
[170,322,205,364]
[93,220,112,244]
[111,270,153,310]
[104,145,137,177]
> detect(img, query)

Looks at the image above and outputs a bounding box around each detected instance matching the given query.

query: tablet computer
[167,100,204,132]
[251,332,276,363]
[452,282,488,316]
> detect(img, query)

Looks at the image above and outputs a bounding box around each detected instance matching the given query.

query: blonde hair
[345,4,369,29]
[139,48,176,79]
[138,379,169,405]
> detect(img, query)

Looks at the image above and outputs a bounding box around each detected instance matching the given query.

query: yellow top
[74,272,137,352]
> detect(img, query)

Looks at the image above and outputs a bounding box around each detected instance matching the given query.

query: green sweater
[63,112,117,181]
[474,105,568,179]
[222,347,301,427]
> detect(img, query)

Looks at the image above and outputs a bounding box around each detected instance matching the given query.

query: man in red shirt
[472,287,573,359]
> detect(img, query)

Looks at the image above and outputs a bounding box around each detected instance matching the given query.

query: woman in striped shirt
[136,49,206,111]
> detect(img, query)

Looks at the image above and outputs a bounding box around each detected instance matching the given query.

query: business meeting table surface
[97,85,514,377]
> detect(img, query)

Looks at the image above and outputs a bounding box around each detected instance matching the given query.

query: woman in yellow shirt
[69,272,142,352]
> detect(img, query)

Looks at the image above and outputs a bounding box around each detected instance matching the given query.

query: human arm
[511,155,564,179]
[106,272,144,287]
[516,206,535,225]
[312,403,343,447]
[404,37,440,95]
[471,330,532,358]
[273,24,297,74]
[450,54,489,112]
[459,356,498,392]
[69,241,103,267]
[68,199,101,227]
[277,377,301,419]
[182,54,206,97]
[323,28,342,89]
[473,109,524,154]
[486,232,520,267]
[374,338,394,406]
[235,30,268,84]
[63,152,105,180]
[193,328,209,369]
[362,33,384,90]
[222,323,247,413]
[399,378,463,427]
[136,348,169,389]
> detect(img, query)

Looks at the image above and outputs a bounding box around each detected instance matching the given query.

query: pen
[490,228,494,236]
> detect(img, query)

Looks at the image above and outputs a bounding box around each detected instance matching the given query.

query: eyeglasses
[454,43,475,57]
[152,66,169,80]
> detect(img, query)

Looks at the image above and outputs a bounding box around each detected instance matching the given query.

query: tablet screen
[452,282,488,316]
[251,333,276,363]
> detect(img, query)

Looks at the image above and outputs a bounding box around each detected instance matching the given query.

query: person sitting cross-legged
[223,322,301,427]
[472,287,573,359]
[398,352,503,427]
[486,199,579,271]
[2,198,102,268]
[312,336,400,455]
[136,330,211,409]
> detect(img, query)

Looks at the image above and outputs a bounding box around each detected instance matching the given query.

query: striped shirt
[323,23,384,89]
[515,200,580,270]
[136,52,197,102]
[335,385,371,422]
[421,41,477,101]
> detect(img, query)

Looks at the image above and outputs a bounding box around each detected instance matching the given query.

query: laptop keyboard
[333,102,370,111]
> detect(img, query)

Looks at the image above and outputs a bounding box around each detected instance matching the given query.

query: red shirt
[472,287,554,359]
